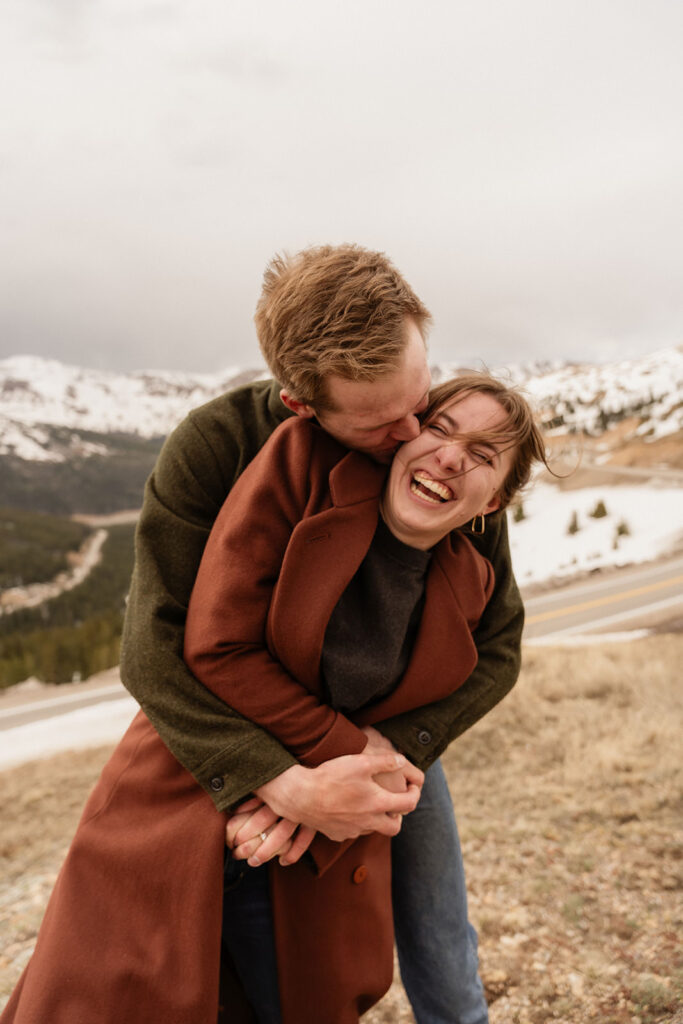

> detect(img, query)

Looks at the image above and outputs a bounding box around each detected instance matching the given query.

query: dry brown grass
[1,636,682,1022]
[368,634,683,1024]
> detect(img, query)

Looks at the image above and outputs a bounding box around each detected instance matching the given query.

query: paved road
[0,679,128,731]
[523,554,683,640]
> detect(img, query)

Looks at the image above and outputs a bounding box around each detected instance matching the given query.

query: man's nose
[388,415,421,442]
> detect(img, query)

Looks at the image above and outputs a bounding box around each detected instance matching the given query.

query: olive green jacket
[120,380,524,811]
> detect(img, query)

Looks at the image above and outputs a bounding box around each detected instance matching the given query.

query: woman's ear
[279,389,316,419]
[483,494,501,515]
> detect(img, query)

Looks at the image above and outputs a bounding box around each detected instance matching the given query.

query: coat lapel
[352,533,489,725]
[266,451,388,696]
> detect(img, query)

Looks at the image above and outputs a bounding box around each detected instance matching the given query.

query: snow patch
[509,482,683,585]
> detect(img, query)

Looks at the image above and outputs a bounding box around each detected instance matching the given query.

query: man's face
[282,319,431,462]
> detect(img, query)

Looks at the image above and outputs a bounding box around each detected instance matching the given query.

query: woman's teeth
[411,472,452,503]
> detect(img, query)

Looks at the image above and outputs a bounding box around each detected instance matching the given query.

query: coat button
[417,729,432,745]
[209,776,224,792]
[352,865,368,885]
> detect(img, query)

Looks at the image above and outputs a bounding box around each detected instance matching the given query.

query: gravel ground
[1,635,681,1022]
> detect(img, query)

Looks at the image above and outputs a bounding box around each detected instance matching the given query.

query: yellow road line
[526,574,683,625]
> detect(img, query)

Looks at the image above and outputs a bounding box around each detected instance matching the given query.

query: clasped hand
[226,728,423,867]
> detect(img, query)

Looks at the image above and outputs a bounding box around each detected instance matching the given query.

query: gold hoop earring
[471,513,486,535]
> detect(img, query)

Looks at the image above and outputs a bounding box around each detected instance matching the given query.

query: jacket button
[352,865,368,885]
[209,776,224,792]
[417,729,432,745]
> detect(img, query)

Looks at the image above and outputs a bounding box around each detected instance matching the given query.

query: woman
[1,374,548,1024]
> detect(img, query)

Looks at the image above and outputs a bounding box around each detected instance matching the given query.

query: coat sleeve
[119,389,304,811]
[375,510,523,769]
[184,421,368,768]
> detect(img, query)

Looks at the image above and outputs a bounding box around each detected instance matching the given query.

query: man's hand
[253,751,423,843]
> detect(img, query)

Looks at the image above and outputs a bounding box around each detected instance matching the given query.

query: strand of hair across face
[408,438,521,484]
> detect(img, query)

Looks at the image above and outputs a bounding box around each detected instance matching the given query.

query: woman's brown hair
[423,374,551,510]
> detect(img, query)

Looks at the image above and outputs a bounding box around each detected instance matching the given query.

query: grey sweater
[322,519,432,712]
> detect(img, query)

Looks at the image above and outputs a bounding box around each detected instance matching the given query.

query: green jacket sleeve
[120,384,298,811]
[375,510,523,770]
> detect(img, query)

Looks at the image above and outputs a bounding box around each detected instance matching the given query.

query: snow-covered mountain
[1,347,681,464]
[439,345,682,444]
[506,346,682,442]
[0,357,266,462]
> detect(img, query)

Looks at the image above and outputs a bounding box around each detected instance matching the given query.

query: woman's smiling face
[381,391,515,550]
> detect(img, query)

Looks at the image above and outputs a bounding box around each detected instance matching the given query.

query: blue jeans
[392,760,489,1024]
[220,760,487,1024]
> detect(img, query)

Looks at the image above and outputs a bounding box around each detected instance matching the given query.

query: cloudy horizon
[1,0,682,374]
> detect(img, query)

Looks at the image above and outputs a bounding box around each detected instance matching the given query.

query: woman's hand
[226,797,316,867]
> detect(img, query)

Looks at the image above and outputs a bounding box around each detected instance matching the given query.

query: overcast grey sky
[1,0,682,373]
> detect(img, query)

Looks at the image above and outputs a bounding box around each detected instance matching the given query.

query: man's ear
[280,389,316,419]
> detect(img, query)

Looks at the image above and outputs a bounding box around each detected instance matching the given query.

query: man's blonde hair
[255,244,431,409]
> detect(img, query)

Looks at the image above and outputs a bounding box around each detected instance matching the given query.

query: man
[121,244,523,1022]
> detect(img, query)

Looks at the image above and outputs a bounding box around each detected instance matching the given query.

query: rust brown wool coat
[2,419,493,1024]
